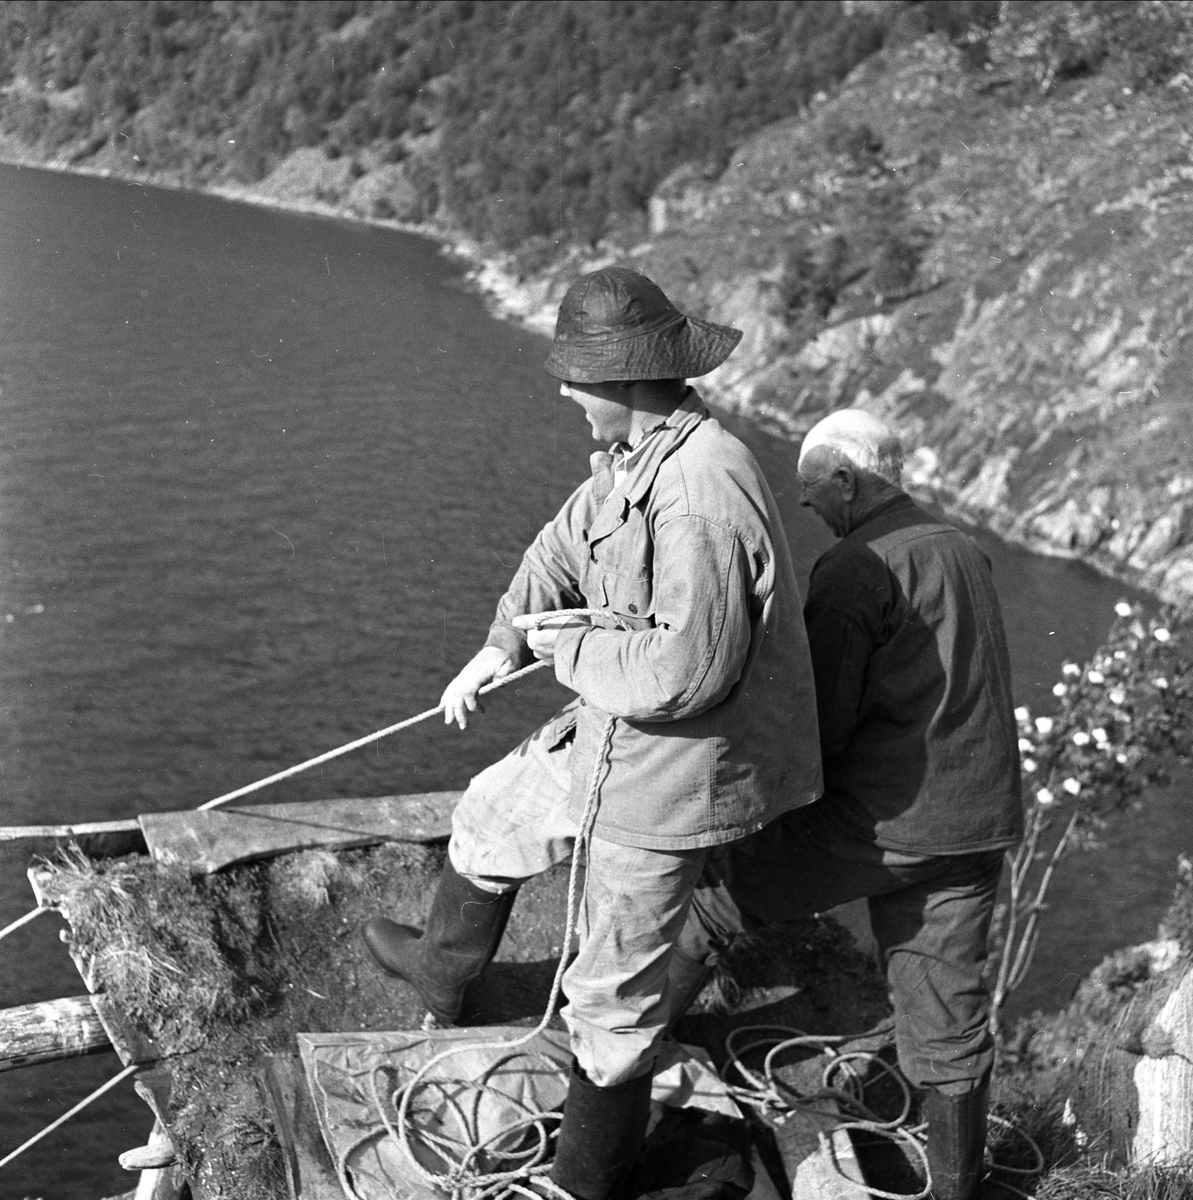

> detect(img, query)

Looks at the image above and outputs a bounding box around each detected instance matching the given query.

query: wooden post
[0,994,110,1071]
[1133,964,1193,1164]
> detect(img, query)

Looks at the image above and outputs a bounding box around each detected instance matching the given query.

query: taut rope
[200,660,549,810]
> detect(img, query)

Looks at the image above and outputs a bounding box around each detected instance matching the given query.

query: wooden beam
[0,818,147,860]
[0,817,139,841]
[0,994,111,1072]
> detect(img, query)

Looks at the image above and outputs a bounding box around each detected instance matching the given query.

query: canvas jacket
[485,392,822,851]
[805,494,1024,855]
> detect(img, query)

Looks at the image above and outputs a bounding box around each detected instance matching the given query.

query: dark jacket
[805,494,1023,855]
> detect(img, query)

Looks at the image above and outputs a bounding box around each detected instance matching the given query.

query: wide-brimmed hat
[543,266,742,383]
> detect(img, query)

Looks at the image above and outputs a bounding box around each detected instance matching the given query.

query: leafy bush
[989,602,1193,1035]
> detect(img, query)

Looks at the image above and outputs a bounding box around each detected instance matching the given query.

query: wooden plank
[260,1051,344,1200]
[92,991,165,1067]
[771,1104,872,1200]
[0,817,140,842]
[0,994,111,1072]
[0,818,147,860]
[139,791,462,874]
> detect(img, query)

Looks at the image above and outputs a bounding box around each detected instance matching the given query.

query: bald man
[679,410,1022,1200]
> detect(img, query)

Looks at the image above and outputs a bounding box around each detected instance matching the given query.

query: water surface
[0,165,1184,1198]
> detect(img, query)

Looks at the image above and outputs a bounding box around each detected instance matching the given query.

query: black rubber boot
[550,1062,653,1200]
[361,859,516,1026]
[925,1082,989,1200]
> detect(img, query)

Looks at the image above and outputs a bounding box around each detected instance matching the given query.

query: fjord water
[0,163,1184,1197]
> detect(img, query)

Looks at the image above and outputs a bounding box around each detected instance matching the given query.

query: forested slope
[3,1,1193,604]
[0,0,907,249]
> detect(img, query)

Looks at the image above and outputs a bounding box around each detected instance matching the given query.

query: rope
[199,660,549,810]
[721,1022,1048,1199]
[0,622,570,1180]
[0,1062,140,1170]
[0,904,51,944]
[366,714,618,1200]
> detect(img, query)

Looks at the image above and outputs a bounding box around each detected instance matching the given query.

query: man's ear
[835,465,858,502]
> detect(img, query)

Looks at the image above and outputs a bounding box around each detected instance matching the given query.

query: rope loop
[338,715,619,1200]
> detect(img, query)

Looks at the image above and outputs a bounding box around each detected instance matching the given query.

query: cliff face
[477,20,1193,608]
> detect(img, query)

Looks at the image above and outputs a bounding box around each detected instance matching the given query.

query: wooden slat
[139,791,462,874]
[0,994,111,1072]
[0,817,140,841]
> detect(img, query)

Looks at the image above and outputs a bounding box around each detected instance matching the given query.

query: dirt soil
[51,842,891,1200]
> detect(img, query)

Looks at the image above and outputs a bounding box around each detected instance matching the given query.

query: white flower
[1109,689,1126,705]
[1115,601,1133,617]
[1154,677,1169,690]
[1036,787,1057,806]
[1116,752,1128,764]
[1053,683,1068,697]
[1014,705,1031,724]
[1092,727,1109,745]
[1062,777,1082,796]
[1087,670,1105,684]
[1072,731,1091,746]
[1114,650,1127,660]
[1062,662,1081,677]
[1035,716,1054,734]
[1018,737,1035,752]
[1154,627,1171,643]
[1022,757,1038,773]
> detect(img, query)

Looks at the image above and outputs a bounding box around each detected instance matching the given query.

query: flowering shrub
[989,601,1193,1037]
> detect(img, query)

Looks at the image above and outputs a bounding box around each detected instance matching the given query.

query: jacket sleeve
[484,481,592,662]
[552,513,754,721]
[803,555,879,760]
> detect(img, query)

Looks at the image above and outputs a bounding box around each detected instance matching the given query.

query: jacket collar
[616,389,707,508]
[587,390,707,544]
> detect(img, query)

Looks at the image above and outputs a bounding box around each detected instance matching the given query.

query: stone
[1133,966,1193,1164]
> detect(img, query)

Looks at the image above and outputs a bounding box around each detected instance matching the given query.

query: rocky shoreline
[5,32,1193,613]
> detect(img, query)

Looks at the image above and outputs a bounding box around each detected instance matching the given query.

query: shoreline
[0,146,1173,607]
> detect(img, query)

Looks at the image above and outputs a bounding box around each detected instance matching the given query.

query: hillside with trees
[2,0,1193,607]
[0,0,919,249]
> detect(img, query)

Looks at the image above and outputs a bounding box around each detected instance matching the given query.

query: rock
[1028,499,1110,554]
[1129,504,1191,570]
[1150,552,1193,608]
[1133,965,1193,1163]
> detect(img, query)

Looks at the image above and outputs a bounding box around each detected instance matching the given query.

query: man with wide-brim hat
[363,266,822,1198]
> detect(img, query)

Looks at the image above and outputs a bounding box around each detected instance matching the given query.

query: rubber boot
[550,1062,653,1200]
[924,1082,988,1200]
[361,859,516,1026]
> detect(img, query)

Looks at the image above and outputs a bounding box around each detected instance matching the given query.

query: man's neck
[844,484,908,534]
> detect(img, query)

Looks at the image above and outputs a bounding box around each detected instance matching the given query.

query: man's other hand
[526,627,561,664]
[440,646,519,730]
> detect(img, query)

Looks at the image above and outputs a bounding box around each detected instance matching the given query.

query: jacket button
[579,698,586,706]
[628,603,638,614]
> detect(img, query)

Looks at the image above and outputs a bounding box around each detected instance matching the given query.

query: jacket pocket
[599,569,655,630]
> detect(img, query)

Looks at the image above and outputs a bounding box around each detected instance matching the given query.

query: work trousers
[681,803,1005,1092]
[449,715,706,1088]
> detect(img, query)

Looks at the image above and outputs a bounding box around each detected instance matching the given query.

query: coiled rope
[721,1023,1046,1199]
[331,714,618,1200]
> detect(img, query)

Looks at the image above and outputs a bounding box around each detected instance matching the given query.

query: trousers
[681,803,1004,1091]
[449,715,706,1087]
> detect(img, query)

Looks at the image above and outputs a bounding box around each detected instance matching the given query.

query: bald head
[798,409,904,486]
